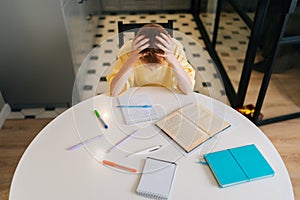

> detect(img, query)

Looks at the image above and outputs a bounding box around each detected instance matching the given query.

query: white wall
[0,91,11,129]
[0,91,4,110]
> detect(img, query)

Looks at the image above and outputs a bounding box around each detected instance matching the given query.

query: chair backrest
[117,20,173,48]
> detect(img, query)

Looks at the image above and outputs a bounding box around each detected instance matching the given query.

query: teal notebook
[204,144,275,187]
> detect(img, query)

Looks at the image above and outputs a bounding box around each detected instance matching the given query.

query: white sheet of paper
[118,93,159,124]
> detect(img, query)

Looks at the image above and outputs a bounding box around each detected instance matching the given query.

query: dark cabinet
[0,0,100,108]
[101,0,191,11]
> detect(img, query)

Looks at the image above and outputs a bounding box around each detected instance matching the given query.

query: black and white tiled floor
[200,12,253,91]
[7,107,67,119]
[200,11,300,119]
[8,12,253,119]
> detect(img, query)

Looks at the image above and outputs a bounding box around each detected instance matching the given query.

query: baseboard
[0,104,11,129]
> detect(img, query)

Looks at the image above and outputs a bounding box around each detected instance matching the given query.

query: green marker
[94,109,108,129]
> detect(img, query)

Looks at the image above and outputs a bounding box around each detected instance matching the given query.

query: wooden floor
[0,117,299,199]
[259,118,300,200]
[0,118,53,199]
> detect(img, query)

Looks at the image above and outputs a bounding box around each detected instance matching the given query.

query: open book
[155,103,230,153]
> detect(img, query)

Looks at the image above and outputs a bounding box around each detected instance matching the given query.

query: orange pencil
[103,160,137,173]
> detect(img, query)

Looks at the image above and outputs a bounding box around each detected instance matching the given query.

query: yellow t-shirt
[106,38,195,94]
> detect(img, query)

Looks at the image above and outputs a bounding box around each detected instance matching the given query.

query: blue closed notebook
[204,144,275,187]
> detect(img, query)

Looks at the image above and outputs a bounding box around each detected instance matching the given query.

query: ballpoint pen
[127,145,162,157]
[116,105,152,108]
[102,160,137,173]
[66,134,105,151]
[94,109,108,129]
[106,130,138,153]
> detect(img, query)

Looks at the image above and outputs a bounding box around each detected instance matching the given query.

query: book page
[156,112,208,152]
[179,103,229,136]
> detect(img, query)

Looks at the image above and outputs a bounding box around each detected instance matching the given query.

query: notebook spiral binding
[137,190,167,200]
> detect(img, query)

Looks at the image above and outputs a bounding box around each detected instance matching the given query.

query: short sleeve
[172,39,196,88]
[106,41,133,95]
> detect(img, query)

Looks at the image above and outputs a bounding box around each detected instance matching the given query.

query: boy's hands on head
[128,35,150,64]
[155,33,176,64]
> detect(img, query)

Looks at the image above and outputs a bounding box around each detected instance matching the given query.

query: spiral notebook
[136,157,177,200]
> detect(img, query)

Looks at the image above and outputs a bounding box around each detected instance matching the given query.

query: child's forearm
[169,57,193,94]
[110,35,150,96]
[110,59,135,96]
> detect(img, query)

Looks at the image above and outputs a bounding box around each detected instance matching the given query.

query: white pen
[127,145,162,157]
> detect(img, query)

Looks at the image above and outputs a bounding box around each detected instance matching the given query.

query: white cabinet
[63,0,99,74]
[63,0,83,74]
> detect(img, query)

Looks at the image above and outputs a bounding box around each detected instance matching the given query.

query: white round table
[9,87,294,200]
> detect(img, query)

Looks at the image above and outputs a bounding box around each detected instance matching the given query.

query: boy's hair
[136,23,169,64]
